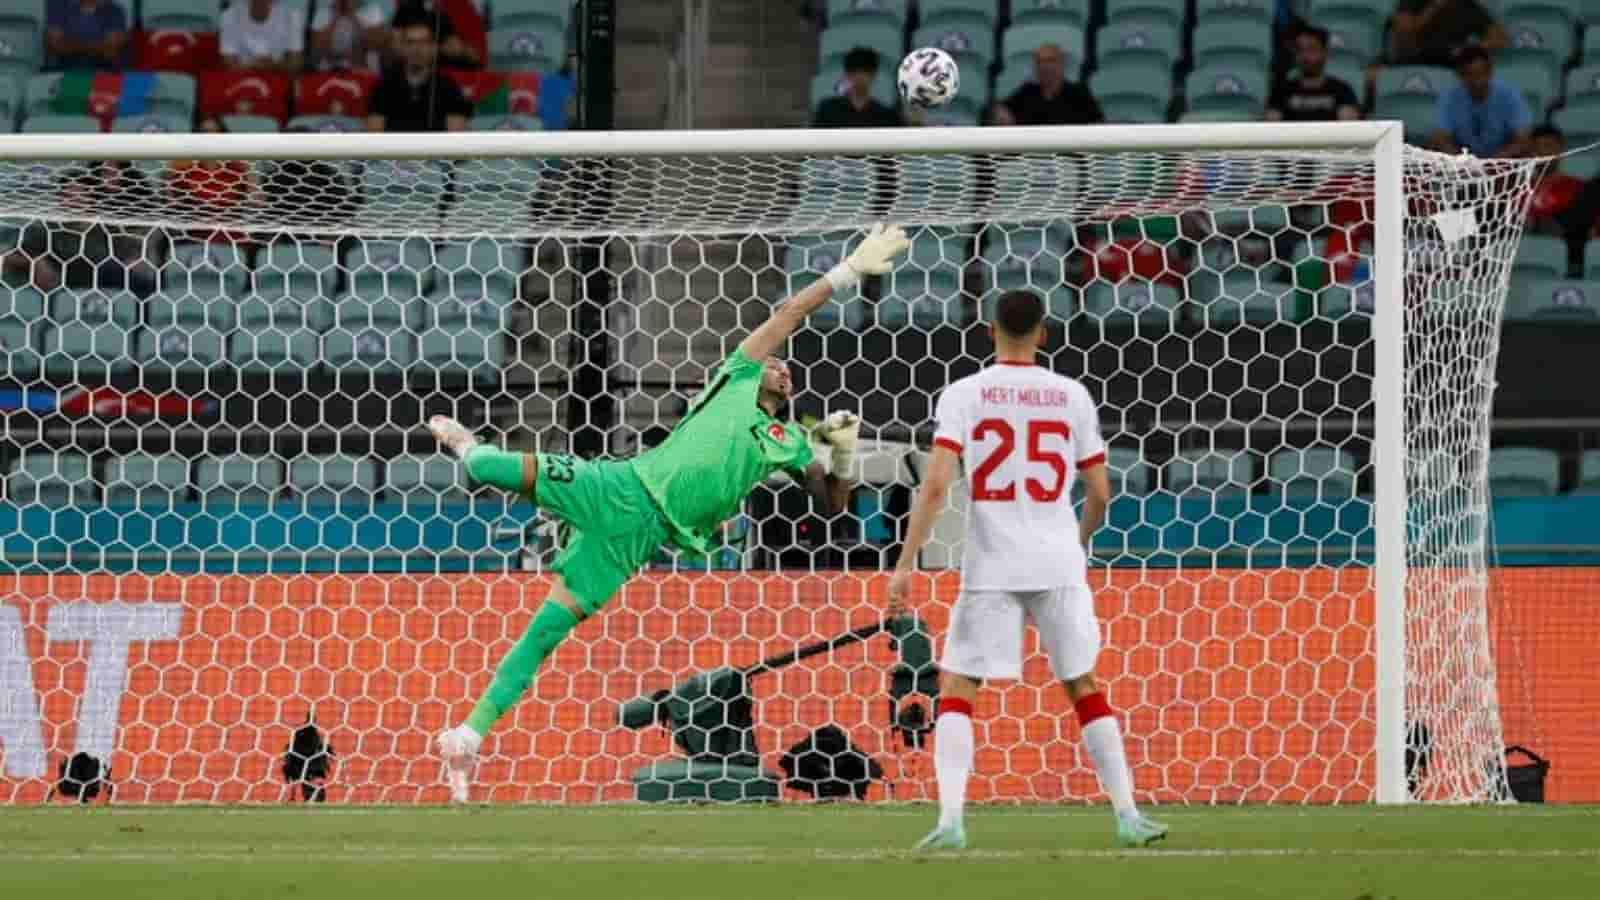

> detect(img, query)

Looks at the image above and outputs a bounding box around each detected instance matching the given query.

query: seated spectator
[1267,26,1361,122]
[167,117,255,235]
[3,162,160,296]
[812,47,900,128]
[392,0,485,70]
[1388,0,1504,67]
[45,0,127,71]
[1429,47,1530,159]
[367,20,471,132]
[311,0,388,71]
[221,0,306,72]
[992,43,1103,126]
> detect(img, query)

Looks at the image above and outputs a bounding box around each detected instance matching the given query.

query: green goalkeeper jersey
[631,349,814,554]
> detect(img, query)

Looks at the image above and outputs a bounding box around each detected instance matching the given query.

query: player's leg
[1029,586,1168,847]
[916,590,1025,851]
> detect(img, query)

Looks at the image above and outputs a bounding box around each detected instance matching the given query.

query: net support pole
[1373,123,1408,805]
[569,0,618,456]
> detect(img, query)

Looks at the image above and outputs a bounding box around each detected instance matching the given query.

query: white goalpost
[0,123,1538,805]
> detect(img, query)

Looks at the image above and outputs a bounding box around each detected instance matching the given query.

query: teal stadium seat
[1080,280,1182,327]
[1374,66,1450,142]
[105,453,191,505]
[818,22,903,70]
[1196,0,1274,25]
[918,0,996,30]
[141,0,218,30]
[386,456,468,503]
[7,452,93,506]
[1092,58,1172,123]
[1097,22,1181,71]
[1001,23,1087,77]
[783,235,863,329]
[1506,278,1600,321]
[1512,234,1569,281]
[1191,21,1273,71]
[22,114,99,134]
[1185,65,1269,117]
[488,26,565,70]
[1103,0,1183,30]
[291,455,379,505]
[825,0,908,27]
[492,0,572,30]
[1488,447,1560,497]
[911,22,993,76]
[222,114,280,133]
[1009,0,1090,28]
[197,454,283,505]
[1269,447,1358,499]
[1578,450,1600,494]
[1166,449,1254,498]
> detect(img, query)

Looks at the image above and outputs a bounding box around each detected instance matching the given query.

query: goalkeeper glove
[824,223,910,292]
[813,411,861,478]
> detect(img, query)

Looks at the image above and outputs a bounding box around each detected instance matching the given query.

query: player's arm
[738,224,908,362]
[1078,462,1111,550]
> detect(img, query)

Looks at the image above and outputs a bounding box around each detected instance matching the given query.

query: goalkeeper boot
[1116,812,1169,848]
[435,725,481,804]
[428,415,479,458]
[913,821,967,851]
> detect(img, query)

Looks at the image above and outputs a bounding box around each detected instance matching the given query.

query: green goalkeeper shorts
[534,453,672,616]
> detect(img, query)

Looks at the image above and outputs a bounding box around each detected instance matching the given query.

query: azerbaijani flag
[48,71,157,124]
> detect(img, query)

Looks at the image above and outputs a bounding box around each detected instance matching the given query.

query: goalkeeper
[429,224,910,801]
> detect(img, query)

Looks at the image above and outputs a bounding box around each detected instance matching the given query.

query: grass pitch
[2,804,1596,900]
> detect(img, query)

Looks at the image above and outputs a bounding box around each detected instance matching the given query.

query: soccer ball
[898,47,960,109]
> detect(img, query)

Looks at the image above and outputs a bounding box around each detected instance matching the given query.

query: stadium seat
[1097,22,1181,71]
[1103,0,1183,30]
[1191,21,1273,71]
[818,21,903,70]
[469,113,542,131]
[386,456,468,503]
[222,114,279,133]
[1269,447,1359,499]
[918,0,996,31]
[1512,234,1569,281]
[1488,447,1560,497]
[7,452,93,506]
[0,25,41,82]
[416,324,503,375]
[198,70,292,123]
[257,241,338,306]
[1496,57,1557,115]
[1201,271,1298,325]
[488,25,567,70]
[142,0,219,30]
[344,239,431,306]
[1195,0,1273,26]
[1000,23,1087,77]
[294,71,379,118]
[1008,0,1090,27]
[493,0,573,30]
[136,326,228,372]
[324,328,415,373]
[22,114,100,134]
[362,160,449,226]
[0,318,40,379]
[1185,65,1269,117]
[911,23,994,76]
[1091,58,1172,123]
[783,236,864,329]
[1165,449,1254,498]
[105,453,191,506]
[197,454,283,505]
[1080,280,1182,326]
[1506,278,1600,321]
[1577,450,1600,493]
[825,0,908,27]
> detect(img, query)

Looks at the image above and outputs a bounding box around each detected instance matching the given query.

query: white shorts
[940,585,1101,682]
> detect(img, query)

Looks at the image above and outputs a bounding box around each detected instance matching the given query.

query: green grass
[1,805,1597,900]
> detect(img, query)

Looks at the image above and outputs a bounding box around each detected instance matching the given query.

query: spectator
[45,0,127,71]
[167,117,255,231]
[1267,26,1361,122]
[367,20,472,132]
[310,0,388,71]
[992,43,1103,126]
[1389,0,1505,67]
[392,0,485,70]
[220,0,306,72]
[812,47,900,128]
[1430,47,1530,158]
[3,162,160,296]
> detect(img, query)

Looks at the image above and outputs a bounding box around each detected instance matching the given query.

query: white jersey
[932,363,1107,591]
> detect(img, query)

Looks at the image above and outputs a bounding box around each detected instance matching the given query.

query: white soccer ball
[898,47,960,109]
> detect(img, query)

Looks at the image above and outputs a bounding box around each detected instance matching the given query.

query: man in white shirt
[221,0,305,72]
[888,289,1168,851]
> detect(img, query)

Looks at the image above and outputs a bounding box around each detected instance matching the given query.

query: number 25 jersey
[932,362,1107,592]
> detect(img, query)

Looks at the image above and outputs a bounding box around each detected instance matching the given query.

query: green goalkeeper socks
[465,600,580,736]
[464,445,529,493]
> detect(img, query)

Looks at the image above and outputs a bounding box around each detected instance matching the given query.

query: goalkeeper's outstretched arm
[738,224,909,362]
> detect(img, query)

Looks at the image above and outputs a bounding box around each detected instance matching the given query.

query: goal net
[0,126,1540,805]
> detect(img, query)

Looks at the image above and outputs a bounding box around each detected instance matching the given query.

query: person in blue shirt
[1430,46,1532,158]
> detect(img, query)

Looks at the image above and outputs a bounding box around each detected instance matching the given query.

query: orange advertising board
[0,569,1592,804]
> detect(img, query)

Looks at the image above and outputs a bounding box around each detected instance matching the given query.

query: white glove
[812,411,861,477]
[824,223,910,292]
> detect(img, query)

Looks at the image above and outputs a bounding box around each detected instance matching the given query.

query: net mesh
[0,141,1542,805]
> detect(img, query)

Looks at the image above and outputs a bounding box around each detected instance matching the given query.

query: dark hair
[1532,124,1564,142]
[843,46,879,74]
[1453,45,1491,69]
[994,290,1045,338]
[1296,25,1330,49]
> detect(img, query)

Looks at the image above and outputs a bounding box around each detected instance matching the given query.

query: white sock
[1082,715,1137,819]
[934,703,974,829]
